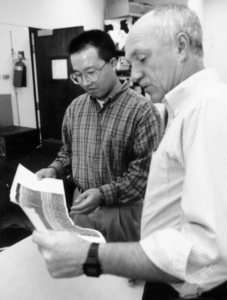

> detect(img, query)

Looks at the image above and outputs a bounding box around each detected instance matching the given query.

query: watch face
[83,263,102,277]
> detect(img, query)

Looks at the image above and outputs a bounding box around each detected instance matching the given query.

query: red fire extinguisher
[13,59,27,87]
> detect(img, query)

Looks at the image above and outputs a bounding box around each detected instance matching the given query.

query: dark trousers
[142,281,227,300]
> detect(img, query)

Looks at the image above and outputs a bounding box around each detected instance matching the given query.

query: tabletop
[0,236,144,300]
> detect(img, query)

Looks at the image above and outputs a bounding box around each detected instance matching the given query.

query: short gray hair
[146,4,203,57]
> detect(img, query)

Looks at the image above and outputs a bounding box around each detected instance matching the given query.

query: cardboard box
[105,0,153,19]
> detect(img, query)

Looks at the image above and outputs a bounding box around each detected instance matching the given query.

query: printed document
[10,164,105,243]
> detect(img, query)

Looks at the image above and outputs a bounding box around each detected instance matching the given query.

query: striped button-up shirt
[50,82,161,206]
[140,69,227,298]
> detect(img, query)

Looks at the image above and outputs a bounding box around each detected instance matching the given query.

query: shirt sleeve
[49,109,72,178]
[99,103,162,206]
[140,97,227,296]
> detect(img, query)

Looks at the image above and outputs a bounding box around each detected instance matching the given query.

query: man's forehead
[125,29,153,60]
[70,48,101,71]
[125,37,144,59]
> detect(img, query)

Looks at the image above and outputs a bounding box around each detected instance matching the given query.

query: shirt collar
[90,80,130,106]
[163,69,220,118]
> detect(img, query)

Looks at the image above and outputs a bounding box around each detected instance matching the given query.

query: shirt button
[173,110,178,117]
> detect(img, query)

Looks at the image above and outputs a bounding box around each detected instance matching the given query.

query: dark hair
[68,29,116,62]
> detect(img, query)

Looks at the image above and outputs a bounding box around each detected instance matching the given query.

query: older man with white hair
[33,4,227,299]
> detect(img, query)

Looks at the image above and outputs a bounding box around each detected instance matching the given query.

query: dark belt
[142,281,227,300]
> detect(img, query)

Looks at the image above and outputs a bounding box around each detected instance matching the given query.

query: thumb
[36,172,43,181]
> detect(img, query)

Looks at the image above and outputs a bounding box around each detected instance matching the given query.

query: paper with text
[10,164,105,243]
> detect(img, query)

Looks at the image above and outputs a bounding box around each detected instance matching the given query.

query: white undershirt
[96,99,105,108]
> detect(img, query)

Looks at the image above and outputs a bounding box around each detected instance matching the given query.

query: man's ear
[176,32,189,62]
[110,57,118,71]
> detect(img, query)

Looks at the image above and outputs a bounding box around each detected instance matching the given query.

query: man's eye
[87,71,96,75]
[138,57,146,63]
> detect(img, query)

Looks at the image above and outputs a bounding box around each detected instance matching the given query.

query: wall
[0,24,36,127]
[203,0,227,39]
[202,0,227,84]
[187,0,212,71]
[0,0,105,31]
[188,0,205,29]
[0,0,105,128]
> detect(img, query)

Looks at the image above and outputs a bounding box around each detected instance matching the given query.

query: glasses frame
[70,61,108,85]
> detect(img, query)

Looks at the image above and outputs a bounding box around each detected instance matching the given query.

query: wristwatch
[83,243,102,277]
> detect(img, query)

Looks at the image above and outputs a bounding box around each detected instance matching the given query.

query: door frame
[28,26,84,141]
[29,27,41,138]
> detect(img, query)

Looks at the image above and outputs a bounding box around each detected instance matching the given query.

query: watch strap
[83,243,102,277]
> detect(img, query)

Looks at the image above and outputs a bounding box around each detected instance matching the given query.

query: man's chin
[87,90,98,98]
[146,92,164,104]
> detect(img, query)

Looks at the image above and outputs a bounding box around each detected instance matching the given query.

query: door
[29,26,84,141]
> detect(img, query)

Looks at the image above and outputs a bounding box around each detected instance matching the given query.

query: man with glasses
[36,29,161,243]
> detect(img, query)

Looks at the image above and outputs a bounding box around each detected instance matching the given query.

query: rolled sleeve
[140,229,192,280]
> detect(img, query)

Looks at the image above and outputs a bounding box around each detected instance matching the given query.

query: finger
[36,171,44,181]
[75,191,89,203]
[74,197,84,204]
[71,200,90,212]
[32,230,53,248]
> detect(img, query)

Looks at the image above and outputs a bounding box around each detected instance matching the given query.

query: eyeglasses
[70,62,108,85]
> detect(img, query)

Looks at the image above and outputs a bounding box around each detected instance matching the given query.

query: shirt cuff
[140,229,192,281]
[48,163,63,177]
[99,184,118,206]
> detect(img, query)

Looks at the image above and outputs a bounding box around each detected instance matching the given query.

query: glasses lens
[86,72,98,82]
[70,64,106,85]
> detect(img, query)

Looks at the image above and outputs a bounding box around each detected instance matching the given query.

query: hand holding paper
[10,164,105,243]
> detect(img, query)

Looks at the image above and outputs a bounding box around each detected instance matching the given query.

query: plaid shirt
[50,82,161,206]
